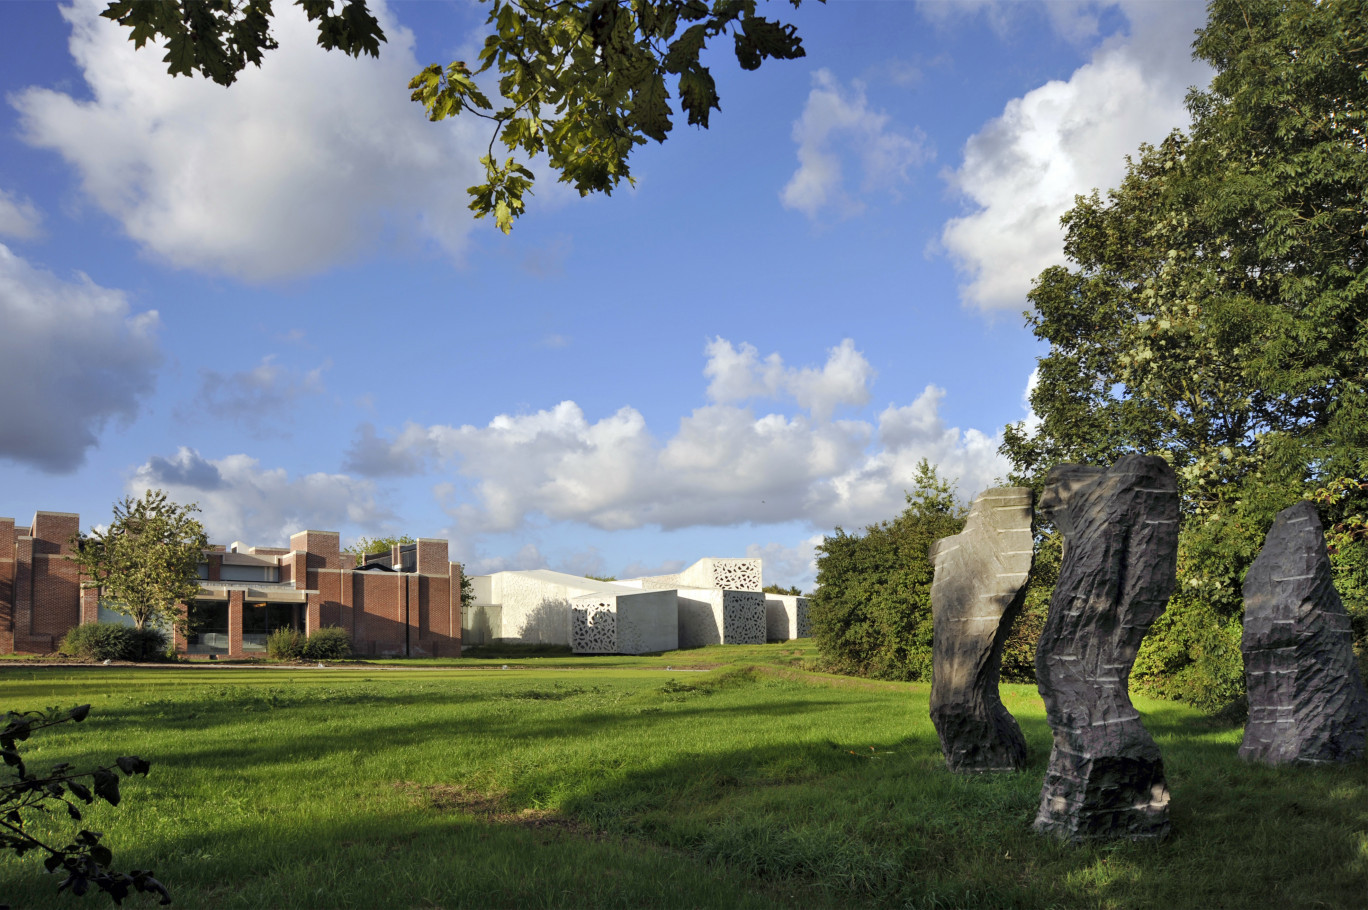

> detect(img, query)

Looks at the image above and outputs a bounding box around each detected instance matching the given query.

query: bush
[267,627,306,660]
[128,626,170,661]
[302,626,352,661]
[59,624,169,662]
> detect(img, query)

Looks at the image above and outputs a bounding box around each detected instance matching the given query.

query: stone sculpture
[1034,455,1178,842]
[928,486,1035,772]
[1240,500,1368,765]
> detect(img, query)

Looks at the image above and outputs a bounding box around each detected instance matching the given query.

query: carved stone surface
[1240,501,1368,765]
[1034,455,1178,842]
[928,487,1034,772]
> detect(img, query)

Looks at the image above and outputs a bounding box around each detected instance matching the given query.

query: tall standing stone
[1240,500,1368,765]
[1034,455,1178,842]
[928,487,1034,772]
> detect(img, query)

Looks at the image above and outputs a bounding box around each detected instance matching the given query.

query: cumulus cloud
[704,337,873,421]
[781,69,932,219]
[13,0,486,281]
[181,355,326,436]
[747,535,824,591]
[0,188,42,239]
[343,421,435,477]
[348,338,1009,537]
[938,0,1212,310]
[0,243,161,472]
[130,447,393,545]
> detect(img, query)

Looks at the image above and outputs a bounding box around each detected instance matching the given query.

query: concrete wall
[624,557,763,593]
[476,570,637,646]
[765,595,810,641]
[676,588,767,647]
[569,589,677,654]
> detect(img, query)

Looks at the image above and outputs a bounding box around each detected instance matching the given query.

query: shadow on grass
[8,668,1368,909]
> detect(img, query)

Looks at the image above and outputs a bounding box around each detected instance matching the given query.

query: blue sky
[0,0,1211,589]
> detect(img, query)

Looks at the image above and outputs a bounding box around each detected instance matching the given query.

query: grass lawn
[2,644,1366,909]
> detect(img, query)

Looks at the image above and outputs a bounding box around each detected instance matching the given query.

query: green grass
[2,647,1366,909]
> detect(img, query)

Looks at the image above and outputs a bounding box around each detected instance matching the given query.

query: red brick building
[1,511,463,658]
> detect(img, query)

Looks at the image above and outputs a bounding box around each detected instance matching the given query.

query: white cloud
[0,243,161,472]
[704,337,873,421]
[0,188,42,239]
[938,0,1212,310]
[13,0,487,281]
[348,338,1010,537]
[781,68,932,219]
[130,447,393,546]
[918,0,1106,45]
[747,535,824,592]
[181,355,326,436]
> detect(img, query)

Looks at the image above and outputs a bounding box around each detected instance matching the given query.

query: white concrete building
[765,595,810,642]
[466,557,802,653]
[468,569,677,654]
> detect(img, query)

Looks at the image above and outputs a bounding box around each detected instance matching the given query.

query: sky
[0,0,1213,590]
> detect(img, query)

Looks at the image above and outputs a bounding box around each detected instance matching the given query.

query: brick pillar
[228,590,244,657]
[80,586,100,625]
[406,575,421,656]
[306,595,321,636]
[14,535,33,651]
[0,518,15,655]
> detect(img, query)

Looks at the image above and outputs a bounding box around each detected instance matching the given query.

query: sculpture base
[931,706,1027,773]
[1033,753,1171,842]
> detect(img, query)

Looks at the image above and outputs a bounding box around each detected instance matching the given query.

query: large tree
[1003,0,1368,708]
[100,0,812,232]
[69,490,210,632]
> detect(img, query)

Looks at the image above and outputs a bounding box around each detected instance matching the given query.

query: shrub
[128,626,171,661]
[302,626,352,661]
[266,627,306,661]
[59,624,169,662]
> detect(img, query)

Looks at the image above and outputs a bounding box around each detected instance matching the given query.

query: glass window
[187,600,229,654]
[243,601,301,652]
[220,564,279,582]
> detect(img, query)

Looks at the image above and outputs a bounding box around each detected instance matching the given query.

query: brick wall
[0,518,14,653]
[0,511,467,658]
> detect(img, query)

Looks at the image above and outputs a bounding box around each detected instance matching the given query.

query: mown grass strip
[2,651,1365,908]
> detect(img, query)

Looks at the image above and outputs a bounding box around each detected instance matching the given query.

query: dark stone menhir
[928,487,1034,772]
[1033,455,1178,842]
[1240,500,1368,765]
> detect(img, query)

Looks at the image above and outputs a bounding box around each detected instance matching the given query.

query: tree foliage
[1,706,169,907]
[68,491,209,633]
[1003,0,1368,709]
[100,0,814,232]
[342,534,417,566]
[762,583,802,596]
[808,461,965,682]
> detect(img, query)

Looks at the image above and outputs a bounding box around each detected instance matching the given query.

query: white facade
[625,558,762,593]
[569,588,678,654]
[765,595,810,642]
[469,557,793,653]
[676,588,767,647]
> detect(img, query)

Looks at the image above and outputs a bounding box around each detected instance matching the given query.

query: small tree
[69,491,209,632]
[809,461,966,681]
[342,535,416,567]
[762,584,802,596]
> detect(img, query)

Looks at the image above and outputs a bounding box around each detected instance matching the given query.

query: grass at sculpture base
[2,651,1365,909]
